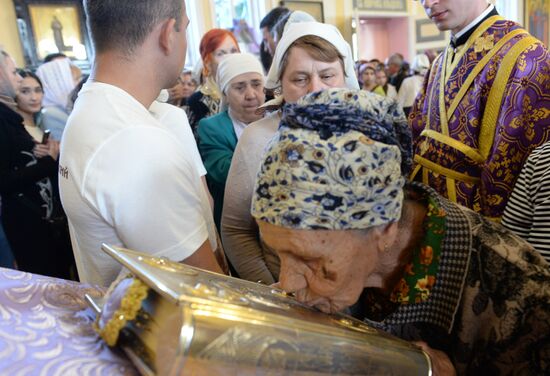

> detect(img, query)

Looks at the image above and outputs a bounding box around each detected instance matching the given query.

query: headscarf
[36,58,75,111]
[412,54,430,76]
[0,51,18,112]
[265,22,359,91]
[251,88,410,230]
[216,53,264,94]
[273,10,316,42]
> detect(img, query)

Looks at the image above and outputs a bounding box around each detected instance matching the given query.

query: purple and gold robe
[410,15,550,220]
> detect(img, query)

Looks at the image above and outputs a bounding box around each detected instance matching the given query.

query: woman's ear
[374,222,399,253]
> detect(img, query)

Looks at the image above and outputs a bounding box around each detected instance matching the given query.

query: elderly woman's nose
[308,76,328,93]
[279,269,308,293]
[244,86,257,99]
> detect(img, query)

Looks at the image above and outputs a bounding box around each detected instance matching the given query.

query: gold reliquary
[86,244,431,375]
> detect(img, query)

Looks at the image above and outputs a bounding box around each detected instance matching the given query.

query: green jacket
[198,110,238,230]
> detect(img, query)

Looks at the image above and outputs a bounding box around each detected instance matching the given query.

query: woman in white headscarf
[197,53,265,230]
[221,21,359,284]
[396,54,430,116]
[36,58,79,140]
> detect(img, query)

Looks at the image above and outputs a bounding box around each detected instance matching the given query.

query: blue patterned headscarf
[251,88,408,230]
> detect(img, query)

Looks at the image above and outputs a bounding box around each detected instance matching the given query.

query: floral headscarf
[251,88,408,230]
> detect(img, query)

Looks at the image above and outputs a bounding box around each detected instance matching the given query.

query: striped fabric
[502,142,550,263]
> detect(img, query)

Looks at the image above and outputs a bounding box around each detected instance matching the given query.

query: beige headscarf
[0,49,19,112]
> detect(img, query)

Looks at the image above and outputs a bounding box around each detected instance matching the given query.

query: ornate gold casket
[87,244,431,375]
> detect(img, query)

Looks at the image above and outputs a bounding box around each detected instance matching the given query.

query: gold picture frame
[14,0,91,69]
[28,4,86,60]
[524,0,549,46]
[282,1,324,23]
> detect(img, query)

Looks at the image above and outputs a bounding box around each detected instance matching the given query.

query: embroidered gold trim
[479,34,537,160]
[421,129,485,164]
[446,177,457,203]
[422,165,429,185]
[439,15,503,136]
[425,52,444,132]
[447,29,527,122]
[94,278,149,347]
[447,15,504,78]
[439,49,451,136]
[414,155,481,185]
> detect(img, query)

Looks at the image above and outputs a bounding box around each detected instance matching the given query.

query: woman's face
[225,72,265,124]
[375,70,387,86]
[16,77,43,114]
[179,73,197,98]
[258,221,380,314]
[281,47,346,104]
[361,68,376,86]
[208,36,239,77]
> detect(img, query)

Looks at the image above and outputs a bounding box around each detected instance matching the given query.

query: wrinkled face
[420,0,487,34]
[281,47,346,104]
[208,36,239,77]
[225,72,265,124]
[16,77,43,114]
[1,56,22,98]
[179,73,197,98]
[361,68,376,86]
[375,70,387,86]
[258,221,379,314]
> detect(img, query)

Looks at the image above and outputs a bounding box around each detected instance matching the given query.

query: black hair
[17,69,43,89]
[43,53,67,63]
[259,6,290,31]
[84,0,184,55]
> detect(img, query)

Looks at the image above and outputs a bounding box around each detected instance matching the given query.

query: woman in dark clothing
[0,50,74,279]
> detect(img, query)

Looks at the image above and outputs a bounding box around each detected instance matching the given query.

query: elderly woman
[397,53,430,116]
[251,88,550,375]
[198,53,265,230]
[35,58,79,141]
[187,29,240,136]
[221,22,359,284]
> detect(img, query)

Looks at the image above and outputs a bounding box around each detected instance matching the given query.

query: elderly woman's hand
[413,341,456,376]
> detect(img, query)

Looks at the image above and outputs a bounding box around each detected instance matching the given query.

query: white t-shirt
[397,75,425,109]
[59,82,216,286]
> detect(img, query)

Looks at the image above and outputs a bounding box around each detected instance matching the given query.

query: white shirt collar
[452,4,495,42]
[228,108,248,140]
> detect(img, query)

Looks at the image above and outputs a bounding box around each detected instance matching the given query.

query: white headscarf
[412,54,430,76]
[265,22,359,91]
[216,53,265,94]
[36,58,75,110]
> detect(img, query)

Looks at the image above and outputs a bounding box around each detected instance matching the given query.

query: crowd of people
[0,0,549,374]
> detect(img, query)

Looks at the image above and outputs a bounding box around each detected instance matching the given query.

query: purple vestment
[410,16,550,220]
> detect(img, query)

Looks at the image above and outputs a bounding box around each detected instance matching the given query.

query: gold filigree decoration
[94,278,149,346]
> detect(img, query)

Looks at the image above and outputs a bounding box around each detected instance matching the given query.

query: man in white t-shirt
[59,0,223,286]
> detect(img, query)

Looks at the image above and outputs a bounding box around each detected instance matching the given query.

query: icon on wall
[525,0,549,46]
[29,4,87,60]
[13,0,92,69]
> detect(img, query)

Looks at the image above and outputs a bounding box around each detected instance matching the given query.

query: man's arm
[182,239,223,274]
